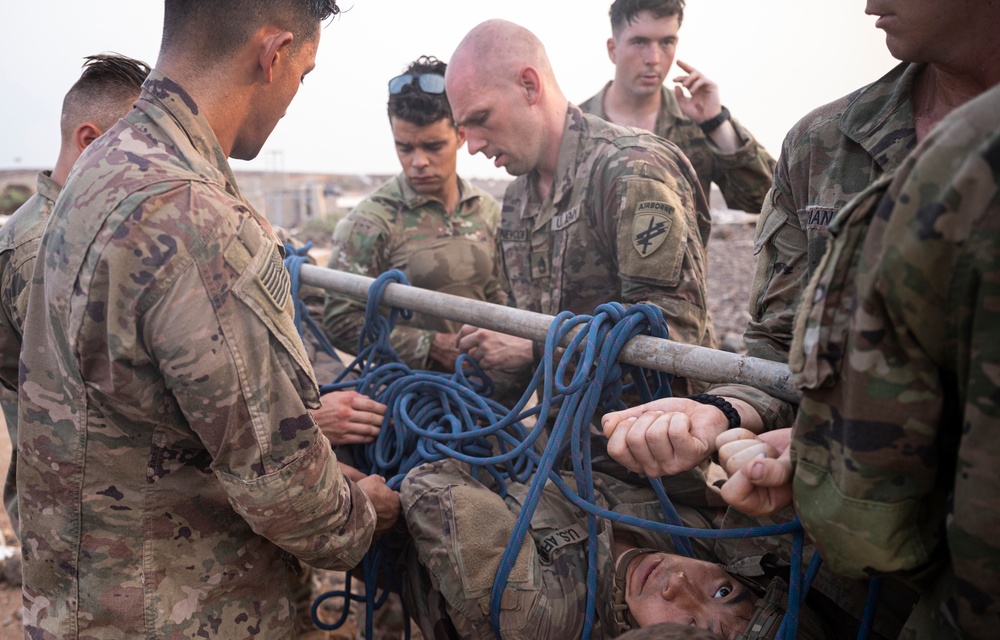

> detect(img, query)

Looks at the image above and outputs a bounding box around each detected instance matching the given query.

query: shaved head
[446,19,568,180]
[447,19,557,94]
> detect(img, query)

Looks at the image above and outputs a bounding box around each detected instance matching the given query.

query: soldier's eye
[713,585,732,599]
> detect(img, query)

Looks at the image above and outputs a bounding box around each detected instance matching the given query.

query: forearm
[707,118,776,213]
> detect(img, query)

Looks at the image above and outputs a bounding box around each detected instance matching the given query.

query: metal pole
[301,264,799,403]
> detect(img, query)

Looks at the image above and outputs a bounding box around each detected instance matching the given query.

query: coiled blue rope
[282,253,881,640]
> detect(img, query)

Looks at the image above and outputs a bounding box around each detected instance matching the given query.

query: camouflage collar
[544,104,588,210]
[839,61,920,172]
[583,81,686,135]
[397,172,479,212]
[132,70,245,203]
[34,170,61,207]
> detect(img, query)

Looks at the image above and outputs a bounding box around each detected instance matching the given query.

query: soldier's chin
[231,140,267,162]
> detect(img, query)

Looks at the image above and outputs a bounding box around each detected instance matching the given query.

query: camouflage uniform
[324,173,506,369]
[398,459,725,640]
[0,170,60,534]
[399,459,907,640]
[16,71,376,638]
[790,83,1000,639]
[501,105,715,349]
[710,63,920,428]
[578,84,775,213]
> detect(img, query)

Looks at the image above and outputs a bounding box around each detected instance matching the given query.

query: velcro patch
[500,228,529,242]
[537,523,587,565]
[551,206,580,231]
[632,208,673,257]
[258,244,291,310]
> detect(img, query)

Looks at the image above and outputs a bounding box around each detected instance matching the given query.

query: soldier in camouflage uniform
[579,0,774,214]
[13,2,403,637]
[448,20,715,383]
[600,0,1000,478]
[789,82,1000,640]
[398,456,908,639]
[0,54,150,536]
[324,55,505,372]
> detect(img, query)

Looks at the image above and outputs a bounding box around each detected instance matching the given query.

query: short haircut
[60,53,151,147]
[387,56,454,128]
[610,0,685,37]
[161,0,340,58]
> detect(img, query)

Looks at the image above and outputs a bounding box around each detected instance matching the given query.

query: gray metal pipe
[300,264,800,403]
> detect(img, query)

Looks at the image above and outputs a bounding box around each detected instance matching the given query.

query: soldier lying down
[391,458,911,640]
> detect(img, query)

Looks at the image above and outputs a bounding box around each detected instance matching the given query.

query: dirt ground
[0,218,759,637]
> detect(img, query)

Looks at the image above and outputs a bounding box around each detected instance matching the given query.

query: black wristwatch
[698,105,730,134]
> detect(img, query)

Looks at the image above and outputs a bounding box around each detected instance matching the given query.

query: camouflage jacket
[711,63,920,428]
[579,83,775,213]
[401,458,904,639]
[790,83,1000,640]
[17,71,376,638]
[501,105,715,348]
[0,170,60,534]
[400,459,726,640]
[324,173,505,369]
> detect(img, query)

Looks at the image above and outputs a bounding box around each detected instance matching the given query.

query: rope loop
[279,259,882,640]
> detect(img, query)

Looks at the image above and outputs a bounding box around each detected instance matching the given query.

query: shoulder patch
[632,203,675,257]
[257,243,291,310]
[536,523,588,565]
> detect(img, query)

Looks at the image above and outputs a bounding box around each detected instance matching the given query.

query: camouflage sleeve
[706,116,776,213]
[0,243,34,534]
[600,153,713,347]
[400,459,610,639]
[792,102,1000,637]
[709,153,801,430]
[142,205,375,570]
[323,210,434,368]
[481,196,509,307]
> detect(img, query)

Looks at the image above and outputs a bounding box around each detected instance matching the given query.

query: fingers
[606,416,645,474]
[675,59,696,73]
[606,410,709,477]
[757,427,792,453]
[722,458,792,516]
[719,450,793,517]
[456,328,486,354]
[601,398,692,437]
[718,440,777,477]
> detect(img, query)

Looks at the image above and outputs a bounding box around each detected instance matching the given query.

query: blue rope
[281,258,883,640]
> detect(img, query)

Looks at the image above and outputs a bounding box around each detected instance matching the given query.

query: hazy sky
[2,1,897,180]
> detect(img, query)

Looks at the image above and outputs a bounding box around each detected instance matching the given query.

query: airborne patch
[632,203,674,257]
[257,244,291,310]
[536,523,587,565]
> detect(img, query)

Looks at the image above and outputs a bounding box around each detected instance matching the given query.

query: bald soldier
[449,19,715,386]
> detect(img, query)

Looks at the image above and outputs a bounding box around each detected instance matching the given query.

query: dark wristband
[698,105,730,134]
[687,393,741,430]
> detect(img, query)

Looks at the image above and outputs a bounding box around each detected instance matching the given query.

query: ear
[259,29,295,83]
[74,123,103,154]
[518,67,543,106]
[607,37,618,64]
[455,125,467,147]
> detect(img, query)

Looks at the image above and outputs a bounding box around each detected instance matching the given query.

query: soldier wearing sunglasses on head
[324,55,506,373]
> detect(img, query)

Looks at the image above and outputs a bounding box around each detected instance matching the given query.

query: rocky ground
[0,217,758,637]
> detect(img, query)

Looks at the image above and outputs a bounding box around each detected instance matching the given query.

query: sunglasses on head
[388,73,446,95]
